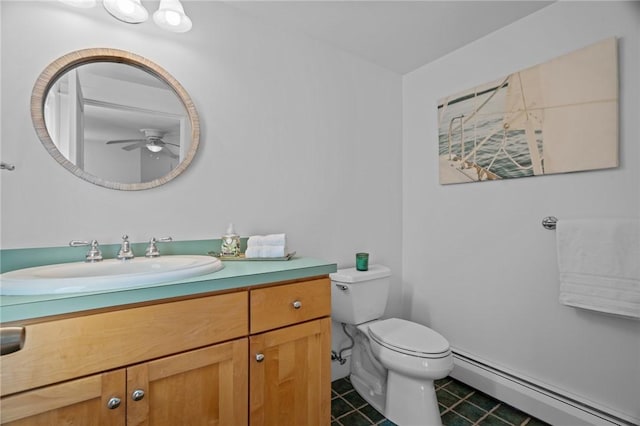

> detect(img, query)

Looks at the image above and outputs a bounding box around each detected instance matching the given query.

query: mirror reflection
[44,62,190,184]
[31,48,200,190]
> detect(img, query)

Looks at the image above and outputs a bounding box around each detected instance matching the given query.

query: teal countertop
[0,257,337,323]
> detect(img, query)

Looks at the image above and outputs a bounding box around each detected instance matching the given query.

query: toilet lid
[368,318,450,357]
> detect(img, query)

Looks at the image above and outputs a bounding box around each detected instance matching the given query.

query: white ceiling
[225,1,553,74]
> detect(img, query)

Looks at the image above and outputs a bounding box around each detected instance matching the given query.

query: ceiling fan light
[146,143,163,153]
[59,0,97,8]
[153,0,192,33]
[103,0,148,23]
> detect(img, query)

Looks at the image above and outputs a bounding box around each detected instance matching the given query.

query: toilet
[331,265,453,426]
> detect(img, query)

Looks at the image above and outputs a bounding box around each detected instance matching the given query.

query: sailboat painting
[438,37,618,185]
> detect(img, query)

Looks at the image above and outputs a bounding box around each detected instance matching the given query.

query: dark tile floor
[331,376,551,426]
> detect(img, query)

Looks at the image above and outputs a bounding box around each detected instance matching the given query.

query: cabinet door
[0,370,125,425]
[126,338,248,426]
[250,318,331,426]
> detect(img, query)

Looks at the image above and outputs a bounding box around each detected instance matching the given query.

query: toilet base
[385,371,441,426]
[350,373,385,415]
[348,324,387,415]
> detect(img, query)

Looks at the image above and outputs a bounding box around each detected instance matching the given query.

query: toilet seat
[368,318,450,359]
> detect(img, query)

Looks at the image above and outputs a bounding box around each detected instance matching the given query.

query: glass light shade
[153,0,192,33]
[59,0,97,8]
[103,0,148,23]
[146,143,163,153]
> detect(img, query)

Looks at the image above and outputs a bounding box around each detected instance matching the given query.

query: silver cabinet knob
[131,389,145,401]
[292,300,302,309]
[107,397,121,409]
[256,353,265,362]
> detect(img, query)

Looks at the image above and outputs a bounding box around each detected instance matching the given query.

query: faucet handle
[116,235,135,260]
[145,236,172,258]
[69,240,103,262]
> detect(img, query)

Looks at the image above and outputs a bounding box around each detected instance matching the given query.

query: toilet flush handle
[335,284,348,291]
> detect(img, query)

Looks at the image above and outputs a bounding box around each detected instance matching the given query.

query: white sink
[0,255,224,295]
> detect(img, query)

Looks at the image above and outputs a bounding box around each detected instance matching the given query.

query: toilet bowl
[368,318,453,425]
[331,266,453,426]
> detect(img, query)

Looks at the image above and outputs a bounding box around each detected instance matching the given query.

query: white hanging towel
[556,218,640,319]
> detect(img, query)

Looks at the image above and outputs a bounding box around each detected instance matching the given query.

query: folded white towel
[557,218,640,319]
[247,233,286,248]
[245,245,287,258]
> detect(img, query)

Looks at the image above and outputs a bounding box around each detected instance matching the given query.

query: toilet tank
[330,265,391,325]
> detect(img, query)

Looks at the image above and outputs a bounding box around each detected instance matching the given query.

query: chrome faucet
[69,240,103,262]
[145,236,172,258]
[117,235,135,260]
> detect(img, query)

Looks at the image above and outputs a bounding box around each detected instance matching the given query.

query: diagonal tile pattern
[331,376,551,426]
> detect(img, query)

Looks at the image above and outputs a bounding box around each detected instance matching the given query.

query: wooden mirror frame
[31,48,200,190]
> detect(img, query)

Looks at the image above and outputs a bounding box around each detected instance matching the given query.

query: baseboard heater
[451,349,638,426]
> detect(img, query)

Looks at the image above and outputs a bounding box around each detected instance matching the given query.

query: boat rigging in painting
[438,37,618,185]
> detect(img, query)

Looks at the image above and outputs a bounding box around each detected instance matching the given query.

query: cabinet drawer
[1,292,248,397]
[250,278,330,333]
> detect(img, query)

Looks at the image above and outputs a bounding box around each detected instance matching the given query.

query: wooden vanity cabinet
[249,278,332,426]
[1,292,249,425]
[0,276,331,426]
[1,339,248,425]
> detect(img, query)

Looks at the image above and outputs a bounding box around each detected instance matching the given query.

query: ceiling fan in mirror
[106,128,179,159]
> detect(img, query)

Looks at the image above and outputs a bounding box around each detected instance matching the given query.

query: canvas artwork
[438,37,618,185]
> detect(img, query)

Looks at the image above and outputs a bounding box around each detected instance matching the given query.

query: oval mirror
[31,48,200,190]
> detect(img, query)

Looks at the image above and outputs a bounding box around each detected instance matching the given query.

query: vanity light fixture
[153,0,192,33]
[58,0,192,32]
[103,0,148,24]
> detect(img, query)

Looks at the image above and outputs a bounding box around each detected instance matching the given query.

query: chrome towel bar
[542,216,558,230]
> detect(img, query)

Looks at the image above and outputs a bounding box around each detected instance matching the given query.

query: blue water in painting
[438,89,542,180]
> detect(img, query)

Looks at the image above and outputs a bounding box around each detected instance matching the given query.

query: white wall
[403,1,639,421]
[6,1,638,419]
[0,1,404,315]
[84,140,141,183]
